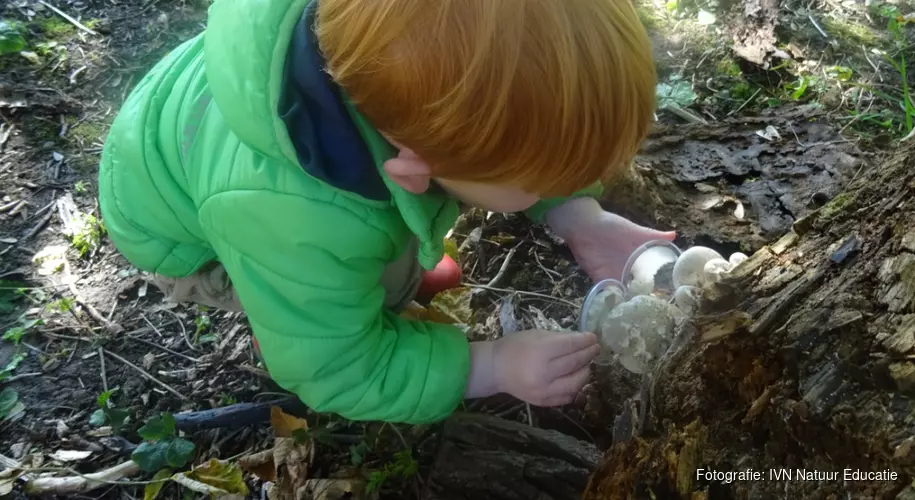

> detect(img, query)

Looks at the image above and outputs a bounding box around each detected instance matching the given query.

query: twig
[466,284,579,309]
[20,211,54,241]
[4,372,42,383]
[161,309,194,351]
[125,335,200,363]
[98,347,108,393]
[485,245,518,288]
[808,14,828,39]
[525,403,533,426]
[0,456,151,494]
[533,251,560,283]
[140,314,164,338]
[37,1,99,36]
[102,349,188,400]
[660,103,708,124]
[237,364,270,380]
[727,88,762,117]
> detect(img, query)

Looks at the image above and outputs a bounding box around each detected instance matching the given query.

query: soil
[0,0,912,498]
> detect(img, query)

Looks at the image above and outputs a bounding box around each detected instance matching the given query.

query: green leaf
[143,468,173,500]
[164,438,195,468]
[108,408,130,431]
[89,409,107,426]
[197,334,217,344]
[0,388,18,418]
[132,441,169,473]
[0,352,27,379]
[97,388,116,408]
[0,20,27,56]
[443,237,460,262]
[139,413,176,441]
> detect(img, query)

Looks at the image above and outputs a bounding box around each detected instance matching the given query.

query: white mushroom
[596,295,678,374]
[581,284,626,334]
[673,285,702,316]
[703,258,732,283]
[729,252,749,268]
[672,246,725,288]
[625,245,679,297]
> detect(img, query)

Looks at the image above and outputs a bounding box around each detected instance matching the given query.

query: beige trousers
[152,237,423,314]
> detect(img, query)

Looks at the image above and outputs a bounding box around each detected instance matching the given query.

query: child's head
[316,0,656,211]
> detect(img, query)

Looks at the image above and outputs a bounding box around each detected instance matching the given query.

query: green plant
[350,440,370,467]
[132,413,196,472]
[193,307,215,344]
[89,389,130,431]
[365,450,419,494]
[74,181,87,193]
[0,388,24,420]
[72,214,106,258]
[882,7,914,135]
[3,318,42,345]
[0,20,27,56]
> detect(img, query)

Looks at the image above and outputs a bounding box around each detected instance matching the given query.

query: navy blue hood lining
[281,1,391,201]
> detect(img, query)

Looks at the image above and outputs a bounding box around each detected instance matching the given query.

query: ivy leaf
[139,413,176,441]
[89,409,107,427]
[108,408,130,432]
[0,20,27,56]
[164,438,195,469]
[143,468,173,500]
[0,388,19,420]
[132,441,169,472]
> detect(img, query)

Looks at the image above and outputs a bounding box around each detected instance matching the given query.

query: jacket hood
[204,0,309,165]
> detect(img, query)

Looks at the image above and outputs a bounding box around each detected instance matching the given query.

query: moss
[819,192,856,221]
[38,17,75,38]
[637,4,664,31]
[821,18,881,46]
[69,121,107,145]
[716,58,743,77]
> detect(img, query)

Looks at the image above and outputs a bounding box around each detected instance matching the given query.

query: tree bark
[425,413,602,500]
[583,142,915,499]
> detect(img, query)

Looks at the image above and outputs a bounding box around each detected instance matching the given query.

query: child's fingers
[549,343,600,377]
[545,364,591,402]
[549,331,598,356]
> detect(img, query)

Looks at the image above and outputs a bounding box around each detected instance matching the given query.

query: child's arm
[198,190,470,424]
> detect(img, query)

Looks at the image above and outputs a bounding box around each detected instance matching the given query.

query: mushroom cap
[672,246,725,288]
[673,285,702,315]
[598,295,678,374]
[729,252,749,267]
[703,258,732,283]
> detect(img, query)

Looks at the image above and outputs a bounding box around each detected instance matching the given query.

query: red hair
[316,0,657,197]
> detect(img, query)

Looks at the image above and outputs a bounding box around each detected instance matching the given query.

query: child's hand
[546,198,676,281]
[465,331,600,406]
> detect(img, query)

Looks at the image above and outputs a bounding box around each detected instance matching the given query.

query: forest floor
[0,0,912,498]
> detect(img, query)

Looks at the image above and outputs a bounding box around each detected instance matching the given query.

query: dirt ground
[0,0,912,498]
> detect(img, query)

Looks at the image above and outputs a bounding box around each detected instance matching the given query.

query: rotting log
[583,142,915,499]
[425,412,601,500]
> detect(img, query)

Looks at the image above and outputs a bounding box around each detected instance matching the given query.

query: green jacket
[98,0,601,423]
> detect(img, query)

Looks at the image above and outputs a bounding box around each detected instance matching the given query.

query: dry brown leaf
[270,407,307,438]
[238,448,276,482]
[304,478,372,500]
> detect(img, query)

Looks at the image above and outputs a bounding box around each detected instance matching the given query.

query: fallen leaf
[499,294,519,335]
[48,450,92,462]
[272,437,312,500]
[239,448,276,482]
[304,478,370,500]
[0,477,17,497]
[143,468,173,500]
[528,306,565,332]
[270,407,307,438]
[443,237,460,262]
[428,286,473,325]
[183,459,248,497]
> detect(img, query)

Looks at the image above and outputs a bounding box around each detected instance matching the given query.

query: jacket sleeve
[524,181,605,224]
[197,190,470,424]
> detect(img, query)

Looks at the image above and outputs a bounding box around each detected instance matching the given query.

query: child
[98,0,673,424]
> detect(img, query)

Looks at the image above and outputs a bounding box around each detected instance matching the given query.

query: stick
[98,347,108,393]
[25,462,144,494]
[172,398,306,431]
[37,1,99,36]
[808,14,828,39]
[485,245,518,288]
[102,349,188,400]
[125,335,200,363]
[466,284,580,309]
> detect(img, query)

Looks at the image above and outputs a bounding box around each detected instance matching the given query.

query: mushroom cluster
[579,242,748,374]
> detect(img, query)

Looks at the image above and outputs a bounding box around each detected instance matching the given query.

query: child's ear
[383,148,432,194]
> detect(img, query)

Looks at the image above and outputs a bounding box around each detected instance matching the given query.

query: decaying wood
[583,143,915,499]
[425,412,601,500]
